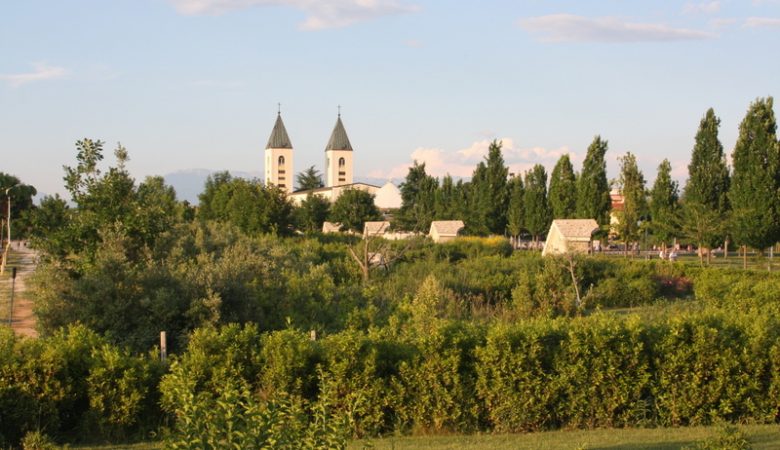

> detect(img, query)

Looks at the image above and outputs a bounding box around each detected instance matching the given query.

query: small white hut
[363,221,391,238]
[541,219,599,256]
[429,220,465,243]
[322,221,341,233]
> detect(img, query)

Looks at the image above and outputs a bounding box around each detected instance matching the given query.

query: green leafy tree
[26,195,71,255]
[615,153,647,256]
[434,174,460,220]
[296,166,324,191]
[576,136,611,227]
[198,171,233,220]
[0,172,37,237]
[682,108,731,260]
[397,162,438,231]
[295,194,331,233]
[135,176,180,247]
[506,175,525,247]
[649,159,680,249]
[58,140,167,258]
[548,154,577,219]
[523,164,551,244]
[329,188,381,232]
[729,97,780,257]
[198,176,293,235]
[466,140,509,235]
[466,162,490,235]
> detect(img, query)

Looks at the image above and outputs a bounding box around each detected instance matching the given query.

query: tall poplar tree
[549,154,577,219]
[576,136,611,227]
[649,159,680,249]
[398,161,438,231]
[469,140,509,234]
[523,164,551,244]
[729,97,780,259]
[616,152,647,256]
[682,108,731,262]
[506,175,525,247]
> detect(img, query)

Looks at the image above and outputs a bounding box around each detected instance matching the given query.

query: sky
[2,0,779,198]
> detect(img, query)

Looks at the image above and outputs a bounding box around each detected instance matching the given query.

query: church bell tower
[264,108,294,194]
[325,110,353,187]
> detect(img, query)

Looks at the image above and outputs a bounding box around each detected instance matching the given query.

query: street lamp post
[1,184,20,275]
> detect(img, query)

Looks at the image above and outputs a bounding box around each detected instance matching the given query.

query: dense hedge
[10,248,780,447]
[2,308,779,447]
[157,307,780,441]
[0,325,163,447]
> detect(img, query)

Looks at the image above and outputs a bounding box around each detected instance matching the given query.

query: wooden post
[7,267,15,326]
[160,331,167,362]
[310,330,317,341]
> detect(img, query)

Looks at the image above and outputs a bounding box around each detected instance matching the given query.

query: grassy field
[348,424,780,450]
[70,425,780,449]
[602,249,780,271]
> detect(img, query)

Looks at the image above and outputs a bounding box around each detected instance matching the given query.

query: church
[263,110,401,209]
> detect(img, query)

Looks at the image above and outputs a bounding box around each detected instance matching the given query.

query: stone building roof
[266,113,292,149]
[429,220,465,237]
[364,221,391,236]
[325,115,353,151]
[552,219,599,241]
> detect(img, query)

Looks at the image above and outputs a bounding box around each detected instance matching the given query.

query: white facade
[326,149,353,187]
[265,148,294,194]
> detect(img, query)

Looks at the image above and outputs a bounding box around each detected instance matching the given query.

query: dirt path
[1,241,39,338]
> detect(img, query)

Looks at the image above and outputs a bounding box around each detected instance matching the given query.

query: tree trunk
[724,239,729,261]
[743,245,748,270]
[698,242,704,266]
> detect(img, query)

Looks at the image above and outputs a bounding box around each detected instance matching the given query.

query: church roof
[266,113,292,149]
[325,115,353,152]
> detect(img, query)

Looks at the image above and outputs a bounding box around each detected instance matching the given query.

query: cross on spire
[338,104,341,117]
[277,102,281,115]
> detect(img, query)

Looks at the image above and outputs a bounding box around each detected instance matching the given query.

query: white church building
[264,111,401,210]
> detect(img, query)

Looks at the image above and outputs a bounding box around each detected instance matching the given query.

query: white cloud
[518,14,715,43]
[169,0,418,30]
[744,16,780,27]
[368,138,577,180]
[0,63,67,88]
[683,1,721,14]
[710,18,738,29]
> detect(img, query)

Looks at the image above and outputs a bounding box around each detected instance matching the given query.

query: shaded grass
[349,424,780,450]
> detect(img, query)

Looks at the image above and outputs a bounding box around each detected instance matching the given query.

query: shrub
[475,319,566,431]
[684,423,752,450]
[21,431,58,450]
[652,312,774,426]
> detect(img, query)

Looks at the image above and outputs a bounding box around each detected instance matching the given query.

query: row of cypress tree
[396,97,779,257]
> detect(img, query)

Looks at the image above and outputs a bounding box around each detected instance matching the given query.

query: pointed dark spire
[266,111,292,149]
[325,114,353,152]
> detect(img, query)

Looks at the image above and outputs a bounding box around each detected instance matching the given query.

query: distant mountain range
[163,169,395,204]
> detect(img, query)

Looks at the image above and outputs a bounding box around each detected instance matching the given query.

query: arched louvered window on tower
[338,157,345,168]
[278,155,285,166]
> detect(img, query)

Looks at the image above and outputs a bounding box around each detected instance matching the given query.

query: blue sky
[2,0,779,197]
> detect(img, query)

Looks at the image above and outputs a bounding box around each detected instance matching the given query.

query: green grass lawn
[70,425,780,449]
[349,424,780,450]
[604,250,780,271]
